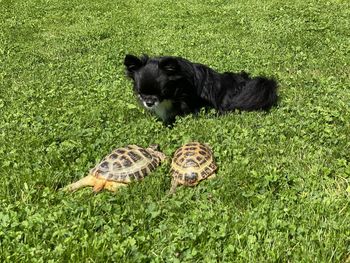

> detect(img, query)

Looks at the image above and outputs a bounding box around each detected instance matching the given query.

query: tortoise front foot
[168,180,179,195]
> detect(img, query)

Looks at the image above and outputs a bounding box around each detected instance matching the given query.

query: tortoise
[169,142,217,193]
[65,144,166,193]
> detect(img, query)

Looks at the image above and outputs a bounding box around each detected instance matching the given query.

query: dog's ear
[159,57,180,74]
[124,54,147,74]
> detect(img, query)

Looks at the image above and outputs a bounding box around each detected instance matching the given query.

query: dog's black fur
[124,54,278,124]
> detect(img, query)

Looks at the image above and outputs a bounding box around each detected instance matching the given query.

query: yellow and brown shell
[170,142,217,187]
[91,144,165,182]
[64,144,166,193]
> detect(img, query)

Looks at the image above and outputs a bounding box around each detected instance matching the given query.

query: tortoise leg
[104,181,127,192]
[64,175,96,192]
[169,180,179,194]
[92,179,107,193]
[207,173,216,180]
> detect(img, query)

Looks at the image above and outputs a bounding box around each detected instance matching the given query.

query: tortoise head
[148,144,160,151]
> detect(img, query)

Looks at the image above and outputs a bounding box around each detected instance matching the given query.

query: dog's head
[124,54,184,110]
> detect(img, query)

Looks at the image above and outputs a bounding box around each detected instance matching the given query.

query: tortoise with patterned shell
[65,144,166,192]
[170,142,217,193]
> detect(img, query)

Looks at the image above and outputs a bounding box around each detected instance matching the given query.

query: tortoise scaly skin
[65,144,166,193]
[170,142,217,193]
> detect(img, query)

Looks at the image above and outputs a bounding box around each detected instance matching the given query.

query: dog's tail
[224,76,278,111]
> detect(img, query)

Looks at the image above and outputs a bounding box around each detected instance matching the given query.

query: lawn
[1,0,349,262]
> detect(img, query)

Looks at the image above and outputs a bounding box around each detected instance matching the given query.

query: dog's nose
[145,101,155,107]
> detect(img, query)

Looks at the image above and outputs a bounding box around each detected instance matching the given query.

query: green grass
[1,0,350,261]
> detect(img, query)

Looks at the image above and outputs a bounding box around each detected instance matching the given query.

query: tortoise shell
[65,144,166,192]
[170,142,217,188]
[91,145,164,182]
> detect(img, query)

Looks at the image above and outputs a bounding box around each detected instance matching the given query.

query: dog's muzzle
[139,95,160,110]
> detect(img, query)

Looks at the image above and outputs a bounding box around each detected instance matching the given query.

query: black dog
[124,54,278,124]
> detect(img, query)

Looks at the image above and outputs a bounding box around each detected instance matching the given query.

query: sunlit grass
[1,0,349,262]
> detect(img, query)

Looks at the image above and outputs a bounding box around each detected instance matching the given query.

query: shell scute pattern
[65,144,165,193]
[138,148,153,159]
[112,162,122,170]
[183,159,199,168]
[119,156,133,167]
[90,145,164,183]
[100,161,109,169]
[115,149,126,155]
[184,151,195,157]
[109,153,118,160]
[127,151,142,162]
[198,150,208,157]
[170,142,217,189]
